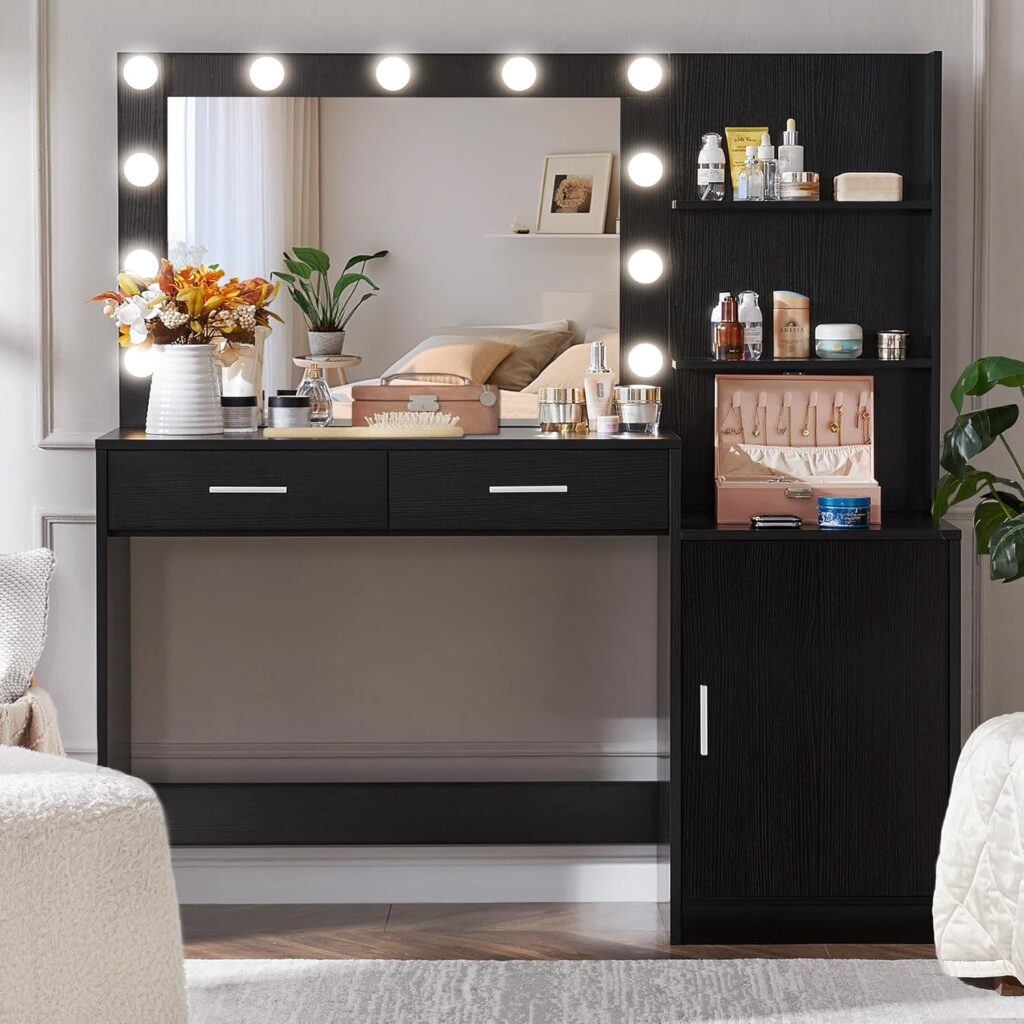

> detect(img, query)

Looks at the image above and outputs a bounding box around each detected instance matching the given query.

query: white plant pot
[145,344,224,435]
[308,330,345,356]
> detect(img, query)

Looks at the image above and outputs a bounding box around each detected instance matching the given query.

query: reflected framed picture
[536,152,614,234]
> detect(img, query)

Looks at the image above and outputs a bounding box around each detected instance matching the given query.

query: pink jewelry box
[714,374,881,524]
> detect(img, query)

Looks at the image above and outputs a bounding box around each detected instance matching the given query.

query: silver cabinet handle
[699,685,709,757]
[488,485,568,494]
[208,486,288,494]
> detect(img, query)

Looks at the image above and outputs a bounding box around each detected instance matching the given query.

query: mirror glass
[166,97,620,424]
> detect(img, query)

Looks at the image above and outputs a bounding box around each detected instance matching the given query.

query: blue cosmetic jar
[817,495,871,529]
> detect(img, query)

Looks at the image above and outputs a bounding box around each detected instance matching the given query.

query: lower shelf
[154,780,661,846]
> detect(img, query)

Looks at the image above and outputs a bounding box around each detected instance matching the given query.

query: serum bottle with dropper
[778,118,804,174]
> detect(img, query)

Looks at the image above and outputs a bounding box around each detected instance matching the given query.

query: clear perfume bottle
[736,146,765,201]
[697,132,726,201]
[296,363,335,426]
[757,133,780,201]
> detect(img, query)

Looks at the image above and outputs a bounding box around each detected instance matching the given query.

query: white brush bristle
[365,411,461,428]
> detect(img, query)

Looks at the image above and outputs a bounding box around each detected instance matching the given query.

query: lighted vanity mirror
[166,96,620,424]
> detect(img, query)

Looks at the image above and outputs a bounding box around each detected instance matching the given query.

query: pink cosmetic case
[715,374,881,524]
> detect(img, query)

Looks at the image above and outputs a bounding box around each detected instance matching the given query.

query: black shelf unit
[665,52,958,945]
[663,51,942,518]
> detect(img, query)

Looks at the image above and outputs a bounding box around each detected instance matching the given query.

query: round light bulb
[501,56,537,92]
[249,56,285,91]
[627,152,663,187]
[123,344,156,379]
[123,248,159,278]
[123,152,159,187]
[627,342,664,378]
[627,248,663,284]
[376,56,412,91]
[122,55,159,90]
[627,56,663,92]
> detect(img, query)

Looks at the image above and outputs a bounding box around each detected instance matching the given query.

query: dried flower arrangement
[91,258,281,349]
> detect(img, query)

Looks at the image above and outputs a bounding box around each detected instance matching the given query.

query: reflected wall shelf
[483,232,620,239]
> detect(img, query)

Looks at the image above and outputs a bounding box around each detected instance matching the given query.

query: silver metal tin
[877,330,908,361]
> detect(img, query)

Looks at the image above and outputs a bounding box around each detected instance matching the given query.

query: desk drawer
[106,451,386,531]
[389,450,669,532]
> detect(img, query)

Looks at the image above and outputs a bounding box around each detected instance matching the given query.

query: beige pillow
[522,334,620,393]
[383,335,516,384]
[440,326,576,391]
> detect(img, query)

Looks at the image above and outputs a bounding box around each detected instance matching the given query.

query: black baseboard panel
[675,897,935,944]
[155,781,660,846]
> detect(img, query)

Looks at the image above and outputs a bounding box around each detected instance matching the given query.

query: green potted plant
[933,356,1024,581]
[273,247,388,356]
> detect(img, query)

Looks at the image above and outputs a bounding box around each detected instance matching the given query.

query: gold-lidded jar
[537,387,586,434]
[614,385,662,434]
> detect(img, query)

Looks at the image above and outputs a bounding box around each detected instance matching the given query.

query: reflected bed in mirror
[167,96,620,425]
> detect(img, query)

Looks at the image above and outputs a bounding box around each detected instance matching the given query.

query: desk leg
[97,453,132,773]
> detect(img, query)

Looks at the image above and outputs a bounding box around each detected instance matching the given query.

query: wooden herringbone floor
[180,904,937,960]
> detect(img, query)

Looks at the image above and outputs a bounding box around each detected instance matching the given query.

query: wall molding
[32,0,96,450]
[35,508,95,549]
[172,844,664,904]
[968,0,991,733]
[133,740,662,761]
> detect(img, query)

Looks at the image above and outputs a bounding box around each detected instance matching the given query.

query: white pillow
[1,548,56,703]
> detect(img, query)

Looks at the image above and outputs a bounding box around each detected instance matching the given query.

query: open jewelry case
[715,375,881,524]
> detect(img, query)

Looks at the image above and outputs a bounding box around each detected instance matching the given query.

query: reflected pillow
[521,333,620,393]
[382,335,516,384]
[441,325,576,391]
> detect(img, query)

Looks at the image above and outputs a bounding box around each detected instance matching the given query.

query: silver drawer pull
[488,485,568,494]
[208,486,288,494]
[699,685,709,757]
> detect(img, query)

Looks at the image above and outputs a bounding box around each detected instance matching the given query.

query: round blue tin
[817,495,870,529]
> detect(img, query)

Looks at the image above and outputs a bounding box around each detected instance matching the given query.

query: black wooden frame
[117,51,671,428]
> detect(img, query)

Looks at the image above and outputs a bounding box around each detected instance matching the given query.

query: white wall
[319,97,620,376]
[0,0,995,902]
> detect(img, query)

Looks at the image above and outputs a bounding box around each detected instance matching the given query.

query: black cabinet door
[680,539,953,898]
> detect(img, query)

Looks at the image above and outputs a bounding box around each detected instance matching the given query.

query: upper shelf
[675,358,932,372]
[671,200,932,212]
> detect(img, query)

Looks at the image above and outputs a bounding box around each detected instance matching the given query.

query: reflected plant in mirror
[273,246,388,356]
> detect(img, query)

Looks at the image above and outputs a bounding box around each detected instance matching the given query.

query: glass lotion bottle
[583,340,615,427]
[697,132,726,201]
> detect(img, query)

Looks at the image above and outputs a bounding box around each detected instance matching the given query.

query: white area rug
[185,958,1024,1023]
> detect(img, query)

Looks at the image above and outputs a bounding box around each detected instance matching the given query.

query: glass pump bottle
[736,146,765,201]
[697,132,726,201]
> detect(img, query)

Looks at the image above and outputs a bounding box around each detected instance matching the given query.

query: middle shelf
[674,358,932,373]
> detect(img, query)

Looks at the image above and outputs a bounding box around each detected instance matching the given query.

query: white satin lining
[732,443,873,479]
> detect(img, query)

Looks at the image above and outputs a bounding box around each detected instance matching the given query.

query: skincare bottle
[710,291,731,356]
[772,290,811,359]
[736,146,764,201]
[757,133,779,201]
[737,291,763,361]
[583,340,615,426]
[697,132,726,202]
[715,295,744,361]
[778,118,804,174]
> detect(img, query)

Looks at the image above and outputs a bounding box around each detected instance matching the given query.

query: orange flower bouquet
[91,259,281,349]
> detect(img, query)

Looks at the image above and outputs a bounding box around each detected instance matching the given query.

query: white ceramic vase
[145,344,224,435]
[308,330,345,356]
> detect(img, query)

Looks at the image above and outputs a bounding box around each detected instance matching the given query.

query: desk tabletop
[96,427,681,451]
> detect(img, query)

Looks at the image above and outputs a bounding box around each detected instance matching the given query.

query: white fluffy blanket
[934,713,1024,980]
[0,747,187,1023]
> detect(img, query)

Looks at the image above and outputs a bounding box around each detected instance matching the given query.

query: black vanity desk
[95,427,682,850]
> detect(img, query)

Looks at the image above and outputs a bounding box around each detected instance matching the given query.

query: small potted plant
[274,247,388,356]
[933,356,1024,580]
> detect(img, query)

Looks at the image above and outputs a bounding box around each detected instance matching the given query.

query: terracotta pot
[308,330,346,356]
[145,344,224,435]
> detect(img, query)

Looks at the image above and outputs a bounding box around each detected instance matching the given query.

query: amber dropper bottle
[715,294,745,361]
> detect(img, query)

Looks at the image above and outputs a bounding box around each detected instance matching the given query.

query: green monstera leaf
[990,514,1024,582]
[951,356,1024,413]
[933,468,1023,519]
[939,405,1019,479]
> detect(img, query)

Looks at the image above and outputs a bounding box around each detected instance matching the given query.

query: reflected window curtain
[166,97,320,395]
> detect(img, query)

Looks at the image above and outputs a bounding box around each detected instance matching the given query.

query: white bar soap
[834,172,904,202]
